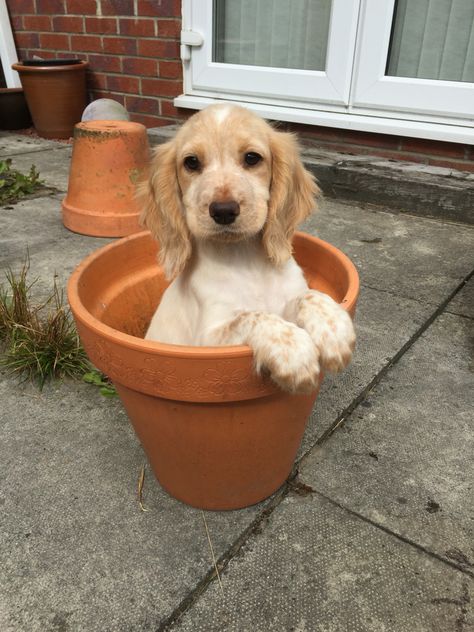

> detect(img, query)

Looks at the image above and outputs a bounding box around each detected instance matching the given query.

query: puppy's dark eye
[184,155,201,171]
[244,152,262,166]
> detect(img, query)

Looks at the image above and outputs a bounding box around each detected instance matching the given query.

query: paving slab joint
[300,267,474,458]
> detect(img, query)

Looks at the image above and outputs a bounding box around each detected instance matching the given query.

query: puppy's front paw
[253,320,320,394]
[298,291,355,374]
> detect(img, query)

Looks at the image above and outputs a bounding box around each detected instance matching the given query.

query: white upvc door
[352,0,474,121]
[0,0,21,88]
[183,0,360,107]
[178,0,474,142]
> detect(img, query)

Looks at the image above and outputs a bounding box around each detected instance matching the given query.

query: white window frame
[176,0,474,144]
[186,0,360,107]
[0,0,21,88]
[352,0,474,120]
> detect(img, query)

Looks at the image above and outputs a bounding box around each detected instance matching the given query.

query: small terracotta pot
[62,120,150,237]
[11,60,88,139]
[68,231,359,510]
[0,88,32,130]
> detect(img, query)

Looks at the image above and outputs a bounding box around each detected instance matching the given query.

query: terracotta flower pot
[11,60,88,139]
[68,231,359,510]
[62,120,150,237]
[0,88,32,130]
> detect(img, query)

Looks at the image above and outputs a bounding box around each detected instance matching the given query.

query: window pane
[213,0,332,71]
[387,0,474,82]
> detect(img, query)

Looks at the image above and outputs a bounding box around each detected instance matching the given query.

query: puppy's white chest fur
[145,240,308,346]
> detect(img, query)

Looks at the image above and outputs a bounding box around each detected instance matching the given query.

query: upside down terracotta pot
[68,231,359,510]
[62,120,150,237]
[11,60,88,139]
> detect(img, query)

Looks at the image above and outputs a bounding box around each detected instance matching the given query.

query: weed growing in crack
[0,159,43,205]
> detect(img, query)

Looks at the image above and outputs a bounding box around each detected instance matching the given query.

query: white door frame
[184,0,360,106]
[0,0,21,88]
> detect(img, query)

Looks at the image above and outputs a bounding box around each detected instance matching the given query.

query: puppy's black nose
[209,200,240,225]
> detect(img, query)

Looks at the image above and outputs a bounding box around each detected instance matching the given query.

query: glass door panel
[214,0,331,71]
[387,0,474,82]
[353,0,474,120]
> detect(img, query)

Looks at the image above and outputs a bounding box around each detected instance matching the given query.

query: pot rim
[12,60,89,73]
[68,230,359,359]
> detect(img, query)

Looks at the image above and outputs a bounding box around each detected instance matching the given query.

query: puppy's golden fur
[140,104,355,393]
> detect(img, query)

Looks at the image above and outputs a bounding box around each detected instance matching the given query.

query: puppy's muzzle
[209,200,240,225]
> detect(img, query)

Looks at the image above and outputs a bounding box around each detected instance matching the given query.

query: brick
[85,17,118,34]
[400,138,468,160]
[107,75,140,94]
[87,53,122,73]
[39,32,70,50]
[119,18,156,37]
[14,32,40,49]
[87,72,108,91]
[10,15,23,30]
[130,112,166,128]
[26,49,57,60]
[89,90,126,106]
[102,36,137,55]
[36,0,65,13]
[160,98,179,118]
[138,0,181,17]
[66,0,97,14]
[141,77,182,98]
[137,38,179,58]
[157,18,180,38]
[71,35,103,52]
[5,0,35,13]
[428,158,474,173]
[125,95,159,115]
[23,15,52,30]
[122,57,158,77]
[53,16,84,33]
[101,0,134,16]
[159,60,182,79]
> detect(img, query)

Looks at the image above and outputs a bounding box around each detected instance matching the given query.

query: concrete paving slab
[172,492,473,632]
[0,132,63,157]
[304,199,474,305]
[300,284,434,452]
[446,277,474,319]
[0,377,264,632]
[300,313,474,572]
[0,196,112,299]
[6,147,72,192]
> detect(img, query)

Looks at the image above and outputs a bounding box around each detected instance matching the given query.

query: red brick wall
[285,123,474,173]
[6,0,473,171]
[7,0,183,127]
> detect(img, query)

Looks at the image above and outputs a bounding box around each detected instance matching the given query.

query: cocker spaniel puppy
[140,104,355,393]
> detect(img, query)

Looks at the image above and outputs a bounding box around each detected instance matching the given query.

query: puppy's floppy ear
[138,141,192,280]
[263,129,320,265]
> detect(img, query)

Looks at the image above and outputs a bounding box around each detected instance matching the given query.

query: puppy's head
[140,104,319,279]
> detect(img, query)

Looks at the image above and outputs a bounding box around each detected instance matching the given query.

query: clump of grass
[0,258,91,388]
[0,159,43,205]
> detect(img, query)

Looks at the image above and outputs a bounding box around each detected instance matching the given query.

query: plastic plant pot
[11,60,88,139]
[68,231,359,510]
